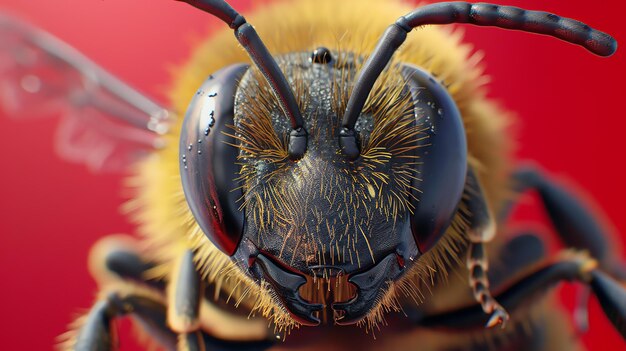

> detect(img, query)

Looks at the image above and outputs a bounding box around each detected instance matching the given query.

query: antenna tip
[588,31,618,57]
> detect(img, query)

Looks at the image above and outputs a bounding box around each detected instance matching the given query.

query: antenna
[176,0,308,159]
[340,2,617,159]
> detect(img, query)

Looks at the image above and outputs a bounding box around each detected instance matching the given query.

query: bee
[1,0,625,350]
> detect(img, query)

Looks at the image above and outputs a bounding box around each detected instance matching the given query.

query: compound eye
[402,65,468,254]
[180,64,249,256]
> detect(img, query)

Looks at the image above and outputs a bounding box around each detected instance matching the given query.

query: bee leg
[89,235,164,289]
[464,167,510,328]
[418,250,626,339]
[488,232,546,288]
[68,289,177,351]
[413,231,548,329]
[501,164,625,278]
[68,239,271,350]
[178,331,205,351]
[165,250,275,351]
[167,249,206,351]
[406,232,544,323]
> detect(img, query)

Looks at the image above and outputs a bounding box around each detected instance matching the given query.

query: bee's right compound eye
[179,64,249,256]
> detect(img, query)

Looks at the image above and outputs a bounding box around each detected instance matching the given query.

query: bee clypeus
[1,0,625,350]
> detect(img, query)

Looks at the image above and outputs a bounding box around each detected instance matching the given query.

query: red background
[0,0,624,350]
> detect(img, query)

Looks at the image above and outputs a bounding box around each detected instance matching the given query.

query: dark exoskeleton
[64,1,626,350]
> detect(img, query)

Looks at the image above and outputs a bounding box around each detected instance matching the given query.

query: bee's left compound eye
[179,64,249,256]
[402,65,468,254]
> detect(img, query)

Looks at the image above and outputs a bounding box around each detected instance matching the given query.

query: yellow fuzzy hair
[124,0,513,333]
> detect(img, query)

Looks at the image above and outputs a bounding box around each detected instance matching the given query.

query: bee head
[180,48,466,325]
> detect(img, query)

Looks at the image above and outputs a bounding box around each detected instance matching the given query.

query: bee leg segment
[488,233,546,287]
[503,164,626,278]
[178,331,205,351]
[103,249,155,282]
[71,300,118,351]
[90,236,164,290]
[467,242,509,328]
[167,250,206,351]
[465,168,510,328]
[419,251,626,339]
[71,291,177,351]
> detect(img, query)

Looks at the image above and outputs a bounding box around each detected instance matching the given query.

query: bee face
[234,51,417,265]
[230,52,418,325]
[181,48,468,325]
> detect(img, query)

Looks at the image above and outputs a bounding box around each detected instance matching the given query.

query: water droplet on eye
[198,150,202,155]
[204,128,210,136]
[197,139,202,143]
[209,118,215,127]
[437,108,443,115]
[208,92,217,97]
[211,205,220,221]
[188,144,193,151]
